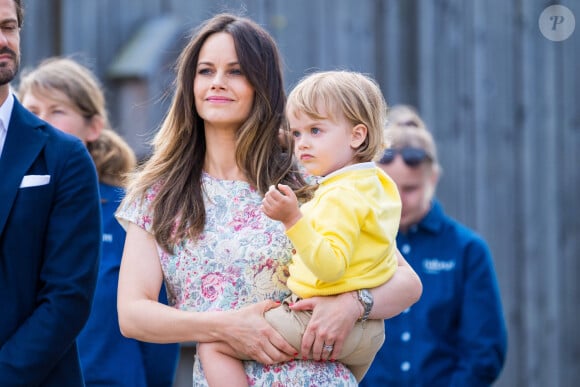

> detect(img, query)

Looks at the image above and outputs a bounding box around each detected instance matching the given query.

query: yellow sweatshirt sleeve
[285,166,401,298]
[286,186,367,283]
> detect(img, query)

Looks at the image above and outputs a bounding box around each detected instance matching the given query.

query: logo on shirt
[423,258,455,274]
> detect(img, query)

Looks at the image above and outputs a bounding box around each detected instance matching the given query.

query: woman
[116,13,422,385]
[363,105,507,385]
[18,57,180,387]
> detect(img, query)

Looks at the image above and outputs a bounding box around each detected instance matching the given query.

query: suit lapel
[0,100,48,236]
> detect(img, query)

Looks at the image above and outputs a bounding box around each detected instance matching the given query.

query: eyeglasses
[378,147,431,167]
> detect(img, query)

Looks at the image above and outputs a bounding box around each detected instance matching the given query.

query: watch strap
[357,289,373,322]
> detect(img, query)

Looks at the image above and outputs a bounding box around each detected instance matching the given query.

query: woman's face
[21,89,100,144]
[379,158,438,231]
[194,32,255,131]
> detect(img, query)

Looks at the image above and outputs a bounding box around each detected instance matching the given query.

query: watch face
[360,289,373,305]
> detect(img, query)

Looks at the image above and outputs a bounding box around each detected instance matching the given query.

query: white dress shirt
[0,92,15,158]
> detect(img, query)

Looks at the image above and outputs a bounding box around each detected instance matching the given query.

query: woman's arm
[117,222,296,364]
[290,249,422,359]
[368,249,423,319]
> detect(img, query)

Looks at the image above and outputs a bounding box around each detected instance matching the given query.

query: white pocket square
[19,174,51,188]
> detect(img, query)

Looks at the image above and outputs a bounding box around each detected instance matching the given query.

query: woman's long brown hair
[123,13,310,253]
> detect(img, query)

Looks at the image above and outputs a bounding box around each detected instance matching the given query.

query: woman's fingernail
[302,356,307,361]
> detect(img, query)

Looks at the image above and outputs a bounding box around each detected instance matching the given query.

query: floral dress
[116,173,357,386]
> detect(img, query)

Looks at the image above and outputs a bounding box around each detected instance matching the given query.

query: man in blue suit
[0,0,102,385]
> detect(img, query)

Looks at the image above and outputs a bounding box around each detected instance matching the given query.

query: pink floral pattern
[117,173,356,386]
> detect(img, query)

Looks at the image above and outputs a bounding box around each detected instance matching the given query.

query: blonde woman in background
[17,57,179,387]
[362,105,507,387]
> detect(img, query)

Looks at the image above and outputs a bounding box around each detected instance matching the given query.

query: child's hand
[262,184,302,229]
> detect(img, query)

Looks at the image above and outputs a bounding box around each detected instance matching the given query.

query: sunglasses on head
[378,147,431,167]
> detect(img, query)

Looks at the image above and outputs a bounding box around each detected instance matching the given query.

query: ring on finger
[323,344,334,352]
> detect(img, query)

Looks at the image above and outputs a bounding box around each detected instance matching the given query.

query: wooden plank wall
[16,1,579,386]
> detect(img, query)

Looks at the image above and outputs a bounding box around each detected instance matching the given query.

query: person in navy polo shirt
[362,105,507,387]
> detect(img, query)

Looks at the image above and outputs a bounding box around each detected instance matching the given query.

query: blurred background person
[361,105,507,387]
[17,57,180,387]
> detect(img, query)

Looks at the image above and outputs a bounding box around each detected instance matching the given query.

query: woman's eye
[230,68,243,75]
[197,68,211,75]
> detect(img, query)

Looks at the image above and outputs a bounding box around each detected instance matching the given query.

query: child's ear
[350,124,367,148]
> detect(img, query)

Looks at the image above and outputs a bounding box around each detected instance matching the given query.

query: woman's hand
[219,300,297,364]
[290,292,361,361]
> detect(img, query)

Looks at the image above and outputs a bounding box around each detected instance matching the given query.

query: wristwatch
[357,289,373,322]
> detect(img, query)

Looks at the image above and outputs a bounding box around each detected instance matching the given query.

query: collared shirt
[0,92,15,158]
[361,200,508,387]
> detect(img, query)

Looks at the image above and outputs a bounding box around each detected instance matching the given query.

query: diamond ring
[323,344,334,352]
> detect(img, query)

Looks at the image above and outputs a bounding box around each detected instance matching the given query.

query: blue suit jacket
[0,99,101,386]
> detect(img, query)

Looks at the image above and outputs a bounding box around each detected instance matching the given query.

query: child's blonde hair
[286,70,387,163]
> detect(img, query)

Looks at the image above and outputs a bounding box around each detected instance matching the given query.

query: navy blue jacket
[361,200,507,387]
[0,99,101,386]
[77,183,179,386]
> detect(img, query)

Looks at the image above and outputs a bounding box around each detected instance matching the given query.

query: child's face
[21,89,100,145]
[289,106,360,177]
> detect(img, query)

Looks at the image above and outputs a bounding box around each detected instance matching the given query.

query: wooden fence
[17,1,580,386]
